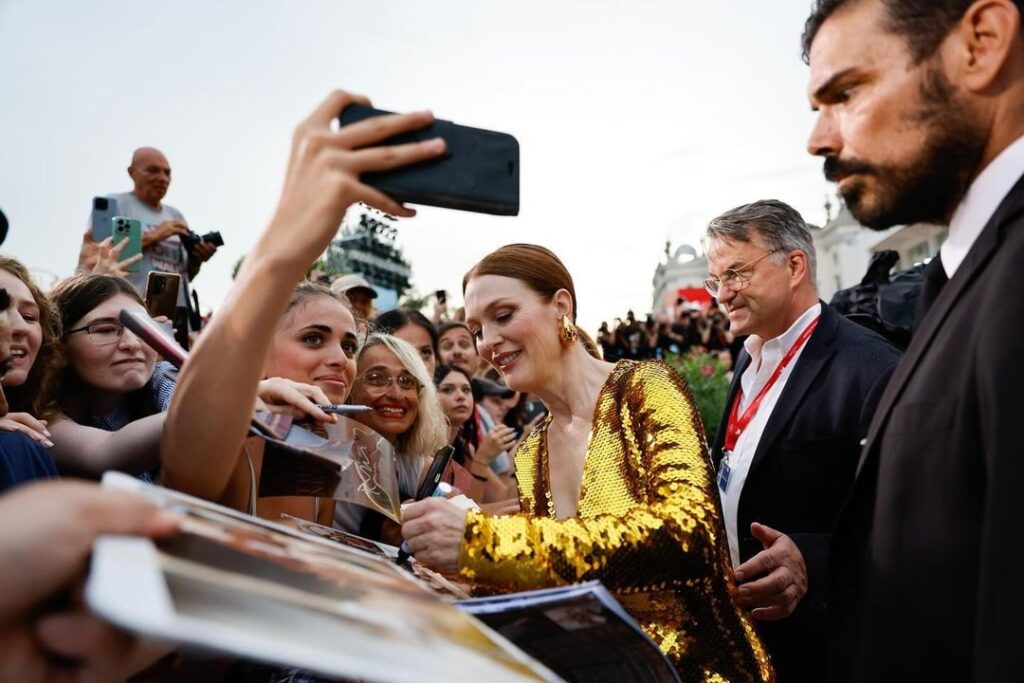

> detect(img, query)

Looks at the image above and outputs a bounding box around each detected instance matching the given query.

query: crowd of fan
[596,301,740,370]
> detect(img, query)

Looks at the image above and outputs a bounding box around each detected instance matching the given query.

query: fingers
[750,597,799,621]
[258,379,334,422]
[119,252,144,267]
[734,547,774,583]
[0,483,179,617]
[70,489,180,540]
[305,89,372,130]
[348,135,445,173]
[108,237,127,257]
[0,415,54,447]
[747,583,803,621]
[400,497,444,523]
[195,243,217,260]
[737,567,790,601]
[750,522,783,546]
[337,109,436,151]
[34,610,133,662]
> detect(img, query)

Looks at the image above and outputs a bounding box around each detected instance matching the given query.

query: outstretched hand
[252,90,446,278]
[733,522,808,621]
[0,481,179,682]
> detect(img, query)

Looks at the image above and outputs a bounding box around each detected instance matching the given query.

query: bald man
[96,147,218,345]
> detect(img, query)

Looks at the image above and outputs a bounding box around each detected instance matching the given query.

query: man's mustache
[823,156,876,182]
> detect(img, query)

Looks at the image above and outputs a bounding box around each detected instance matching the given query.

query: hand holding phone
[397,445,455,565]
[112,217,143,272]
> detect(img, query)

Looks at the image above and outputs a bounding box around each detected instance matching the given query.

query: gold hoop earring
[560,315,578,346]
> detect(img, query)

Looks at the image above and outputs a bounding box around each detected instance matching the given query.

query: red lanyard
[723,316,820,453]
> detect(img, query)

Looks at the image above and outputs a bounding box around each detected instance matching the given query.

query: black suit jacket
[830,171,1024,682]
[711,302,900,683]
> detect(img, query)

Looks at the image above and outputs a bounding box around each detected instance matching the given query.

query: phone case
[339,105,519,216]
[91,196,119,241]
[145,272,181,319]
[112,216,143,272]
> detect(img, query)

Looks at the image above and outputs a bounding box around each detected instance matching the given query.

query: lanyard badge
[717,451,732,492]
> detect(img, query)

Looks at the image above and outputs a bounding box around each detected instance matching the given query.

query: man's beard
[823,67,987,231]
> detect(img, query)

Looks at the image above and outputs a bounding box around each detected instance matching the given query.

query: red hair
[463,244,600,358]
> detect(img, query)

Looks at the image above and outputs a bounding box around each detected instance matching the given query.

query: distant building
[651,241,712,314]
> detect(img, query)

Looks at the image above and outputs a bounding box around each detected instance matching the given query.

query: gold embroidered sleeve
[459,363,726,592]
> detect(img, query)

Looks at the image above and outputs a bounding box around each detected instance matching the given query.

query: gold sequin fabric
[459,360,773,682]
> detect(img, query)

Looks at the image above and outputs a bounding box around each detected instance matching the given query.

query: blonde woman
[335,333,448,538]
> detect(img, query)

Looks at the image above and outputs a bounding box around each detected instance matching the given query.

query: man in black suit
[705,200,900,682]
[803,0,1024,679]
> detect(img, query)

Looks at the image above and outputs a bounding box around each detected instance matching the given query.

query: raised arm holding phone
[162,90,446,506]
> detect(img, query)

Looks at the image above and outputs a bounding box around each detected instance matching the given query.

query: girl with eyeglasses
[43,274,173,481]
[334,332,448,538]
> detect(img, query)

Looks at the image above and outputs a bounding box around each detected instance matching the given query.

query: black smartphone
[338,105,519,216]
[145,272,181,321]
[435,289,447,305]
[413,445,456,501]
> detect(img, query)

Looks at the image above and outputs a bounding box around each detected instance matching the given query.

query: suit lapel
[747,302,838,477]
[711,351,749,467]
[855,171,1024,477]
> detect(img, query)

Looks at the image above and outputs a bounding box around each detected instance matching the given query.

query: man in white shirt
[705,199,899,682]
[803,0,1024,680]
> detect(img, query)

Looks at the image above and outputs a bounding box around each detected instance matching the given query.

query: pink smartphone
[119,309,188,367]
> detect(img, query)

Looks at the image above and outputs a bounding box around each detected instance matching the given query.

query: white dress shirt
[721,302,821,567]
[942,133,1024,278]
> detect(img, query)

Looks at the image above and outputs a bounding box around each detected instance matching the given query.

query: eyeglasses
[703,250,780,297]
[358,369,421,393]
[67,320,127,346]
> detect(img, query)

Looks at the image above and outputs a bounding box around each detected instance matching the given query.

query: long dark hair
[375,308,439,358]
[434,363,477,466]
[0,256,63,418]
[49,274,157,423]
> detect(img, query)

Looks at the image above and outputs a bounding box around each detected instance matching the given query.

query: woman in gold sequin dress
[402,244,773,682]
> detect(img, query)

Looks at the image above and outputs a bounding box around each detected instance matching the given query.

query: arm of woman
[47,413,164,478]
[160,90,444,504]
[404,363,727,593]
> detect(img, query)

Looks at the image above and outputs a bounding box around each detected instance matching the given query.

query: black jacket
[830,170,1024,682]
[711,302,900,682]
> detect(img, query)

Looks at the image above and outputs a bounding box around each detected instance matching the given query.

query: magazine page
[280,514,471,600]
[251,414,403,522]
[93,473,560,683]
[459,581,680,683]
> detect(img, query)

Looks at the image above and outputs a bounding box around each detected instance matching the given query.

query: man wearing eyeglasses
[705,199,899,683]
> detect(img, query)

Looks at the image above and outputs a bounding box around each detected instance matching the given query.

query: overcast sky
[0,0,830,333]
